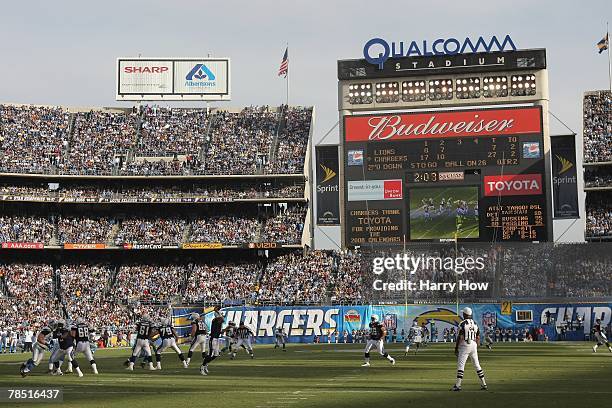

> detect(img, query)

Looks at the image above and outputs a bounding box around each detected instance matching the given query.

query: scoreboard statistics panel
[343,106,548,246]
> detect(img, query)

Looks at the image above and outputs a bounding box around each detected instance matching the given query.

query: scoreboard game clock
[343,106,548,246]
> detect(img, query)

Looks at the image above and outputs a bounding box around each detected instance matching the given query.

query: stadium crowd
[583,91,612,163]
[0,216,54,244]
[586,198,612,238]
[0,105,69,174]
[0,183,304,202]
[0,104,311,176]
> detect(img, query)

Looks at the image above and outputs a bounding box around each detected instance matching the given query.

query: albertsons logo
[185,64,216,88]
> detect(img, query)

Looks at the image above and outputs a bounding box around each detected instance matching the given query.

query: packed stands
[0,216,54,244]
[0,104,311,176]
[583,91,612,163]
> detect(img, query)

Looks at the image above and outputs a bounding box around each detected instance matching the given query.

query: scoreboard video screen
[343,105,548,246]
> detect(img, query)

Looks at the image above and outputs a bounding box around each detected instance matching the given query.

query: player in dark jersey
[362,316,395,367]
[186,312,209,367]
[201,307,224,375]
[71,318,99,374]
[51,322,83,377]
[126,315,156,371]
[155,318,187,369]
[592,318,612,353]
[233,322,255,359]
[47,319,66,373]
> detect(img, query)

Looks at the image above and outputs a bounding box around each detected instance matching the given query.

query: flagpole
[607,23,612,93]
[286,43,290,107]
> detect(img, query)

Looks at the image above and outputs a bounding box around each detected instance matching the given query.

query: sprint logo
[320,164,336,183]
[555,155,573,174]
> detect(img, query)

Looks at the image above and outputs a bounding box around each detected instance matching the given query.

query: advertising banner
[315,146,340,225]
[344,107,542,142]
[551,135,579,218]
[182,242,223,249]
[177,303,612,344]
[116,58,231,101]
[1,242,44,249]
[64,243,106,250]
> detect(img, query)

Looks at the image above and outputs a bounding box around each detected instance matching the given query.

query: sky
[0,0,610,139]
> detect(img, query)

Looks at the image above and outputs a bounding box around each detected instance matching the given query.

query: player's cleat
[361,362,370,367]
[182,361,188,368]
[200,364,209,375]
[608,346,612,353]
[481,385,488,391]
[251,354,254,359]
[389,357,396,365]
[592,345,597,353]
[126,364,134,371]
[283,349,287,352]
[451,386,462,392]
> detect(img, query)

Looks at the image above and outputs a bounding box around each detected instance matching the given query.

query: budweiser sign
[345,107,541,142]
[484,174,543,196]
[1,242,44,249]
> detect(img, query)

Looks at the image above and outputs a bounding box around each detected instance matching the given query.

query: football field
[0,342,610,408]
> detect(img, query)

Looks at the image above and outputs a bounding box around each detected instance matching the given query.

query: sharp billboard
[116,58,231,101]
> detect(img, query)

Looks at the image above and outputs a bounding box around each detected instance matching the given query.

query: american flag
[278,47,288,77]
[597,33,609,54]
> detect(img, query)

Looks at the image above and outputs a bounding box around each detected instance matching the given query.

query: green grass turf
[0,342,610,408]
[409,185,479,239]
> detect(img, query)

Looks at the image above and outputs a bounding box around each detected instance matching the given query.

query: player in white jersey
[592,318,612,353]
[186,313,209,366]
[20,325,52,377]
[155,318,188,369]
[452,308,487,391]
[405,321,423,355]
[274,327,287,351]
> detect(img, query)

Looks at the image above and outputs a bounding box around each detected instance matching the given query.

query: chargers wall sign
[363,35,517,69]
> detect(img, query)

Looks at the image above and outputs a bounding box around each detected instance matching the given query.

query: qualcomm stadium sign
[364,35,517,68]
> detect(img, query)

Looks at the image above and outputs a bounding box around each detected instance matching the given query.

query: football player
[452,307,487,391]
[126,315,156,371]
[73,318,99,374]
[50,321,82,377]
[201,307,224,376]
[20,324,52,377]
[274,327,287,351]
[233,322,255,359]
[156,318,188,369]
[47,319,67,374]
[592,318,612,353]
[484,324,494,350]
[186,312,209,367]
[222,321,237,358]
[405,321,422,355]
[362,316,395,367]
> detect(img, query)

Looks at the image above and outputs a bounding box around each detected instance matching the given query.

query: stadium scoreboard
[337,49,551,247]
